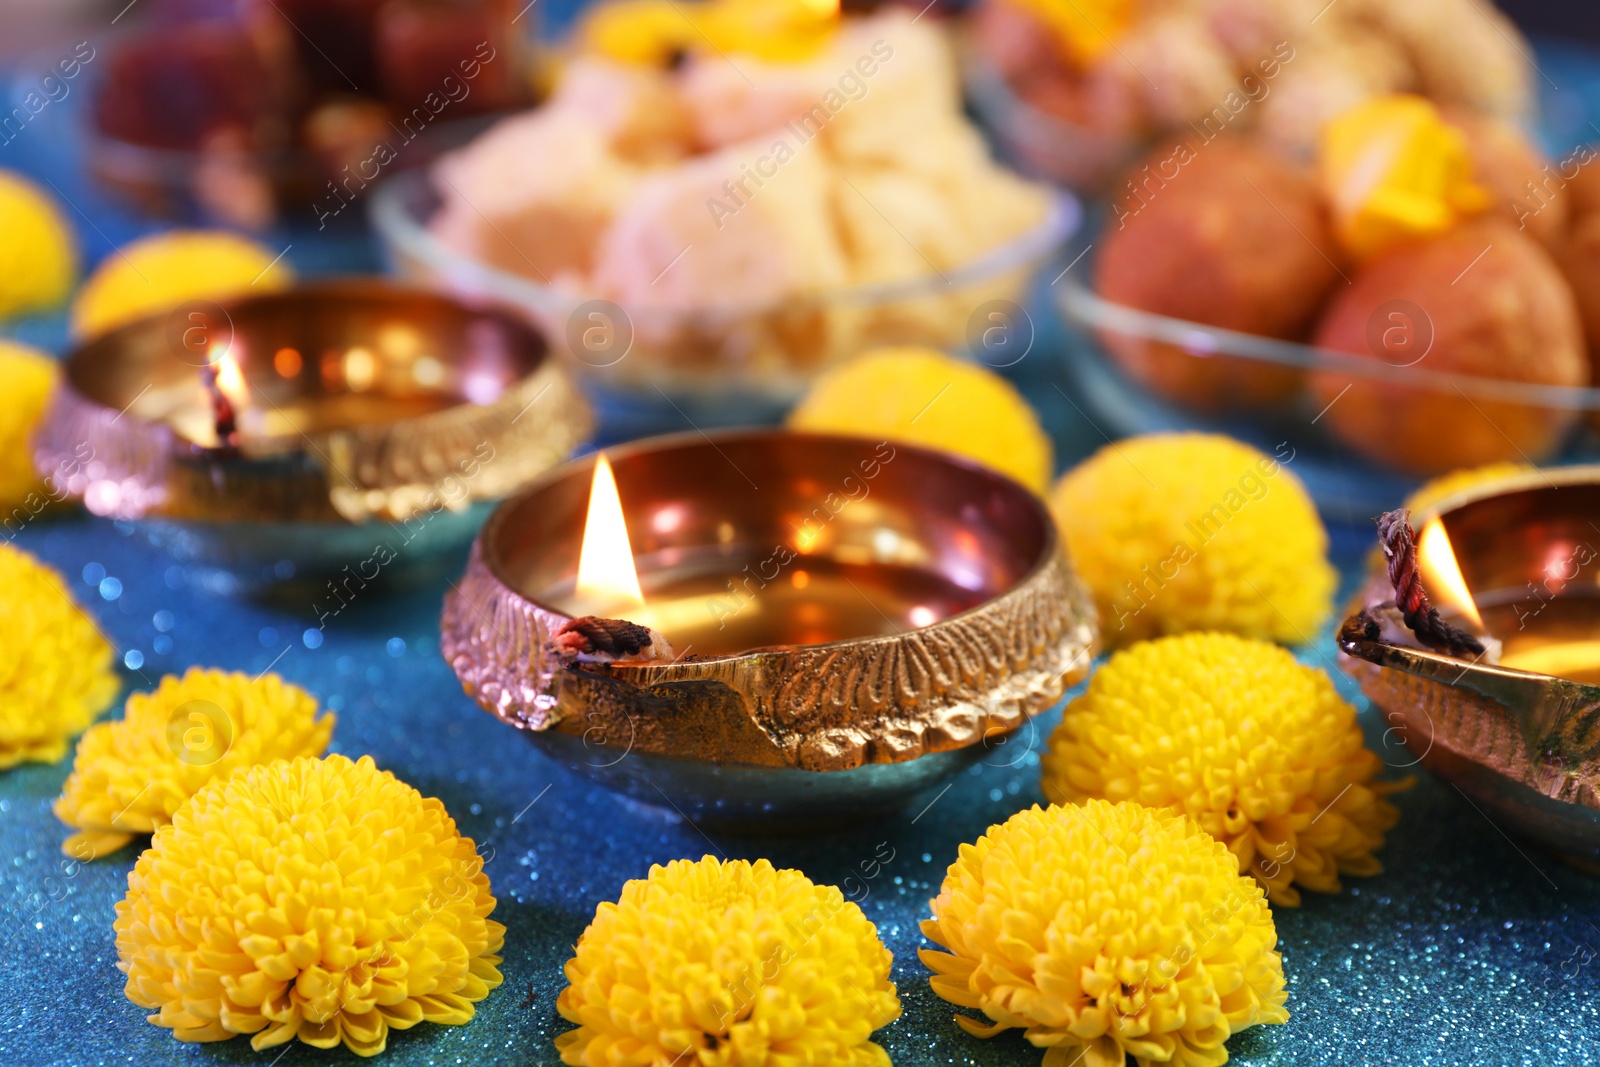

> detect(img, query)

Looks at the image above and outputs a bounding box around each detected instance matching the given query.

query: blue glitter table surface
[7,525,1600,1067]
[7,28,1600,1067]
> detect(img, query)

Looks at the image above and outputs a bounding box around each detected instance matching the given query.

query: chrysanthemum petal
[63,828,134,859]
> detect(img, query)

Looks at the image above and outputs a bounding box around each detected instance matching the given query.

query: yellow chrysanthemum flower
[0,542,117,767]
[922,800,1288,1067]
[71,229,293,339]
[0,169,76,319]
[557,855,901,1066]
[1042,633,1406,907]
[54,668,335,859]
[788,346,1053,493]
[1050,433,1335,647]
[0,340,58,511]
[116,753,504,1058]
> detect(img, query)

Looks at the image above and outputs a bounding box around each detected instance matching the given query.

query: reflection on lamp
[344,346,377,391]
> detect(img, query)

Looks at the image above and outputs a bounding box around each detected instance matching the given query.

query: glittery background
[6,25,1600,1067]
[6,518,1600,1067]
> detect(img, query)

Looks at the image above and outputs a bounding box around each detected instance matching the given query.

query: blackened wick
[200,363,238,447]
[547,616,673,665]
[1375,508,1485,658]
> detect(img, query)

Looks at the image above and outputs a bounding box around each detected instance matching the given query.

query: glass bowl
[370,167,1079,430]
[72,15,537,230]
[1057,270,1600,518]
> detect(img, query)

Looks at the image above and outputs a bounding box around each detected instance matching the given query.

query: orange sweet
[1311,220,1586,476]
[1095,138,1343,411]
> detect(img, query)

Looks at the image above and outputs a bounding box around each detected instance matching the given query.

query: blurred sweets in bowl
[372,5,1074,411]
[1556,161,1600,386]
[1064,93,1600,481]
[87,0,534,229]
[1093,138,1340,411]
[1308,221,1585,476]
[962,0,1532,190]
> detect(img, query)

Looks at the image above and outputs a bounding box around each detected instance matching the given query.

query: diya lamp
[441,430,1097,830]
[1338,467,1600,871]
[33,280,590,595]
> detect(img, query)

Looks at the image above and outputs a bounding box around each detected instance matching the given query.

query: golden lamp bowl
[440,430,1098,832]
[32,280,590,595]
[1338,466,1600,871]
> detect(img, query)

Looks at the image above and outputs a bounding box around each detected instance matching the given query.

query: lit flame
[575,454,644,610]
[211,349,249,408]
[1418,518,1483,629]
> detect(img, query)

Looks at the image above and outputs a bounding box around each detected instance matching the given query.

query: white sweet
[427,11,1054,373]
[430,108,641,285]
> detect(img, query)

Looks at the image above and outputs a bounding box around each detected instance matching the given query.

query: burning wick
[1374,508,1486,658]
[200,349,246,448]
[549,453,674,666]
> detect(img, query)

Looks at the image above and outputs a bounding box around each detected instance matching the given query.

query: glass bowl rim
[370,165,1082,321]
[1058,274,1600,411]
